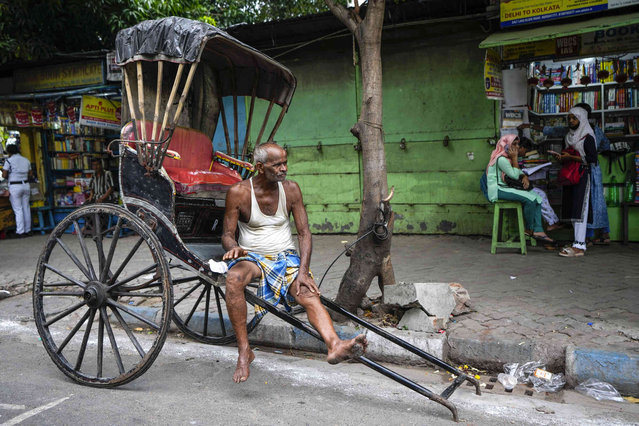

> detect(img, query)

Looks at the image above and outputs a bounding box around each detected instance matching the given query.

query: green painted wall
[247,22,637,240]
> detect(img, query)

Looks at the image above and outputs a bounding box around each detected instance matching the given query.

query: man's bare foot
[233,347,255,383]
[326,334,368,365]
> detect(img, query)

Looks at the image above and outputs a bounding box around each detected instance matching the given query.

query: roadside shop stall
[0,58,122,236]
[0,103,46,237]
[480,11,639,241]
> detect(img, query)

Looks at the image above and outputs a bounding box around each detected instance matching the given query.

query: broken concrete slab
[449,282,472,316]
[397,308,446,333]
[384,282,456,319]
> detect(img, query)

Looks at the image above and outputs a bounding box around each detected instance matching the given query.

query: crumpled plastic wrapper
[575,378,625,402]
[498,361,565,392]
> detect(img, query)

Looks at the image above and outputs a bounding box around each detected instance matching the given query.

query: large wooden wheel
[171,272,261,345]
[33,205,173,387]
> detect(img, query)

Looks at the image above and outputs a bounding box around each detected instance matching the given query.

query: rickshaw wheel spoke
[185,285,207,326]
[173,280,201,307]
[171,275,260,345]
[110,306,146,358]
[34,205,172,388]
[94,214,107,278]
[57,308,92,355]
[74,220,97,281]
[97,314,104,377]
[75,308,96,370]
[213,287,227,337]
[100,307,125,375]
[55,237,92,281]
[101,218,123,282]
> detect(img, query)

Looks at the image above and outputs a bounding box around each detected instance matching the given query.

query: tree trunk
[325,0,395,316]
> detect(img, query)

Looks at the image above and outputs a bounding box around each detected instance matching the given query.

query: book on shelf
[50,154,94,170]
[605,86,638,110]
[533,90,600,114]
[51,137,104,153]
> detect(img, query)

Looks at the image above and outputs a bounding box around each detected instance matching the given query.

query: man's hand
[292,273,320,297]
[223,247,248,260]
[522,175,530,189]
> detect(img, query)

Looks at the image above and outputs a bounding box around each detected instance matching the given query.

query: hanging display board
[484,49,504,100]
[500,0,639,28]
[79,96,121,130]
[502,23,639,61]
[0,102,42,127]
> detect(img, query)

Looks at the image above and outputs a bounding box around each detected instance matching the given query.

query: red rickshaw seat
[123,122,242,193]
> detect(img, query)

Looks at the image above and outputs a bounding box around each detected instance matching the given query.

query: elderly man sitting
[221,143,367,383]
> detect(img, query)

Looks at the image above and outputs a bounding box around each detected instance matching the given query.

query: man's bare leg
[225,262,261,383]
[294,289,367,364]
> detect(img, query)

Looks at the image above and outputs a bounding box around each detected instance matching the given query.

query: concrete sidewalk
[1,233,638,395]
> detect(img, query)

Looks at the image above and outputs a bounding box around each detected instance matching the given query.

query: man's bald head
[253,143,288,182]
[253,143,285,165]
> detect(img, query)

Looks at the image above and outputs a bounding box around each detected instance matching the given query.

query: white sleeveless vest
[237,178,296,256]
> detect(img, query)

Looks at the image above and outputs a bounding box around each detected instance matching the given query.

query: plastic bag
[530,371,565,393]
[503,361,545,384]
[499,361,565,392]
[497,372,518,390]
[575,378,625,402]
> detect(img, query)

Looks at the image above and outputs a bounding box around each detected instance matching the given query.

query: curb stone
[447,334,566,372]
[565,344,639,396]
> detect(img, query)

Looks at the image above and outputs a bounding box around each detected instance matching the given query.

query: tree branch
[324,0,359,35]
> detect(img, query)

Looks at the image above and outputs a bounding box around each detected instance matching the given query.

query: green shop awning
[480,12,639,48]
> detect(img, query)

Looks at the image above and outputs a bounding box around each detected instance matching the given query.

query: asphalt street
[1,301,638,426]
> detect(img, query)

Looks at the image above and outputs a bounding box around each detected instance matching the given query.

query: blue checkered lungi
[228,249,309,320]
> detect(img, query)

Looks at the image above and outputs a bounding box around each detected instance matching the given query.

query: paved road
[1,309,638,426]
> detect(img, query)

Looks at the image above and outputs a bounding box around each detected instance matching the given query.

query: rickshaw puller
[222,143,368,383]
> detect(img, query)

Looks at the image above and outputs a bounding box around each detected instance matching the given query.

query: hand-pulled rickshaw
[33,17,479,421]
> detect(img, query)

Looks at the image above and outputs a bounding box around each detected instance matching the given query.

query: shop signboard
[581,23,639,54]
[500,0,638,28]
[503,38,555,61]
[79,96,121,130]
[501,23,639,61]
[14,60,104,92]
[485,49,504,100]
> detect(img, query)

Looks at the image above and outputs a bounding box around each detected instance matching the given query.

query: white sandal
[558,247,584,257]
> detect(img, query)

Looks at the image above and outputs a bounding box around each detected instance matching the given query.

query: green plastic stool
[490,201,536,255]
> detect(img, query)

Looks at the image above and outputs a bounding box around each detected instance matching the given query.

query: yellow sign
[14,61,104,92]
[484,49,504,100]
[502,38,556,61]
[79,96,121,130]
[500,0,607,27]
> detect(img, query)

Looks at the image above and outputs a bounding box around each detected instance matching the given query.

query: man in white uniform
[222,143,367,383]
[2,144,32,238]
